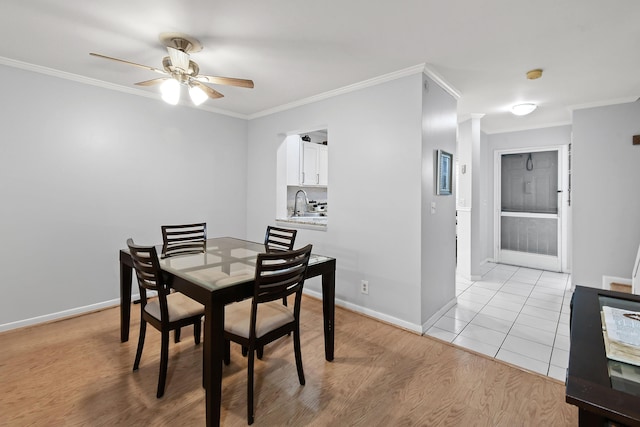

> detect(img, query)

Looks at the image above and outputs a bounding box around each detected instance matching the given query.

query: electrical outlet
[360,280,369,295]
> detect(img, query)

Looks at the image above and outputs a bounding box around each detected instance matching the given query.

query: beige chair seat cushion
[144,292,204,322]
[225,299,294,338]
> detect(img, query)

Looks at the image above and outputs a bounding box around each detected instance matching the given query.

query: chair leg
[293,327,305,386]
[193,320,201,345]
[224,339,231,365]
[241,345,248,357]
[283,297,290,335]
[157,330,170,398]
[174,327,181,343]
[247,345,255,425]
[257,345,264,360]
[133,319,147,371]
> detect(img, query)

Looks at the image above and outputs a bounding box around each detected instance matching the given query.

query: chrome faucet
[293,189,309,216]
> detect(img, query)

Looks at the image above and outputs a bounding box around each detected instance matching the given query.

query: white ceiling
[1,1,639,133]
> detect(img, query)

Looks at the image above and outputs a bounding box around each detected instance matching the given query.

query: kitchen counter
[276,216,328,230]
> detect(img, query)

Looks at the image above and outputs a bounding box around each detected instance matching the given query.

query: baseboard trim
[5,289,428,336]
[421,297,457,333]
[303,289,423,334]
[0,294,141,333]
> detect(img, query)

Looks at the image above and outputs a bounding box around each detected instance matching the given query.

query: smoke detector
[526,69,543,80]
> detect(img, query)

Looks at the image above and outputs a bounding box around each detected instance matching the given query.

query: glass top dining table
[158,236,334,291]
[119,236,336,427]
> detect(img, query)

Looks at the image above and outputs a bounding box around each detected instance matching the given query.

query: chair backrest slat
[127,238,171,321]
[161,223,207,258]
[264,226,297,252]
[253,244,312,304]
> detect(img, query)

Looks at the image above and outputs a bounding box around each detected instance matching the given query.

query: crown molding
[483,120,572,135]
[0,55,464,122]
[422,64,461,100]
[568,96,639,112]
[457,113,486,124]
[0,56,248,119]
[249,63,436,120]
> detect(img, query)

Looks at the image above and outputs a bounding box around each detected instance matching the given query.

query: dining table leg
[120,259,133,342]
[204,297,225,427]
[321,270,335,361]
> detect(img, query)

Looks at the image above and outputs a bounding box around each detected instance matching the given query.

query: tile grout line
[495,268,543,363]
[456,264,518,358]
[445,264,572,379]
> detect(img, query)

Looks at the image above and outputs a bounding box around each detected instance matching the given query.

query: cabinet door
[286,136,301,185]
[302,142,319,185]
[318,144,328,185]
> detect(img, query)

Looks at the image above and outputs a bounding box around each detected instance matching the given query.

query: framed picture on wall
[436,149,453,195]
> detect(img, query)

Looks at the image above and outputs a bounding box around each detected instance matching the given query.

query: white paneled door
[494,147,568,272]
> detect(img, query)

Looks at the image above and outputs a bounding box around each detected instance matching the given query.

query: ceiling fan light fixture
[189,84,208,106]
[511,103,537,116]
[160,78,181,105]
[90,34,254,107]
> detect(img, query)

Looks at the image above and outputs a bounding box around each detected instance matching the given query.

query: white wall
[456,116,485,280]
[246,72,457,331]
[456,119,472,279]
[420,75,458,325]
[480,131,492,262]
[572,101,640,287]
[0,65,248,328]
[246,73,427,330]
[482,125,572,267]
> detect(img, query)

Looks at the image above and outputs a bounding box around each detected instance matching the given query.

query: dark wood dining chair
[264,225,297,252]
[127,238,204,398]
[160,223,207,342]
[264,225,297,309]
[161,222,207,258]
[223,244,312,425]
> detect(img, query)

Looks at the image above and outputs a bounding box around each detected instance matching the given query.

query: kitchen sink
[300,212,326,217]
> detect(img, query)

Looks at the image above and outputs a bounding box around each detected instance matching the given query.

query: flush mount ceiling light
[511,103,537,116]
[509,69,542,115]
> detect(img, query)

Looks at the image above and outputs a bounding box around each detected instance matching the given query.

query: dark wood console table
[566,285,640,426]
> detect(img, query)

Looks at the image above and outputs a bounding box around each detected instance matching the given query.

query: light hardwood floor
[0,296,577,426]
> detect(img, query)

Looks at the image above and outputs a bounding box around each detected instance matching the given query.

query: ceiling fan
[90,33,254,106]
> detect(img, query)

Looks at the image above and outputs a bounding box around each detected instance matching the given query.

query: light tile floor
[426,262,572,382]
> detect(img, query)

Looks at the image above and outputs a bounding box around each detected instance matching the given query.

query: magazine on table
[601,306,640,366]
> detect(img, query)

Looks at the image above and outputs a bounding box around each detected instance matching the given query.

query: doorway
[494,146,568,272]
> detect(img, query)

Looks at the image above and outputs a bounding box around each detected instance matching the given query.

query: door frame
[493,145,569,272]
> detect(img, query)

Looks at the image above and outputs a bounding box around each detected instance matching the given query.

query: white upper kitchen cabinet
[302,142,328,186]
[286,135,302,186]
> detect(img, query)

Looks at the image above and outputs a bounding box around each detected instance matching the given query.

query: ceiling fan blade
[89,53,167,75]
[167,47,190,72]
[192,81,224,99]
[196,75,254,88]
[135,78,169,86]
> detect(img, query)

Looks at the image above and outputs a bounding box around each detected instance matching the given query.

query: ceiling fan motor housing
[162,57,199,78]
[159,33,203,53]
